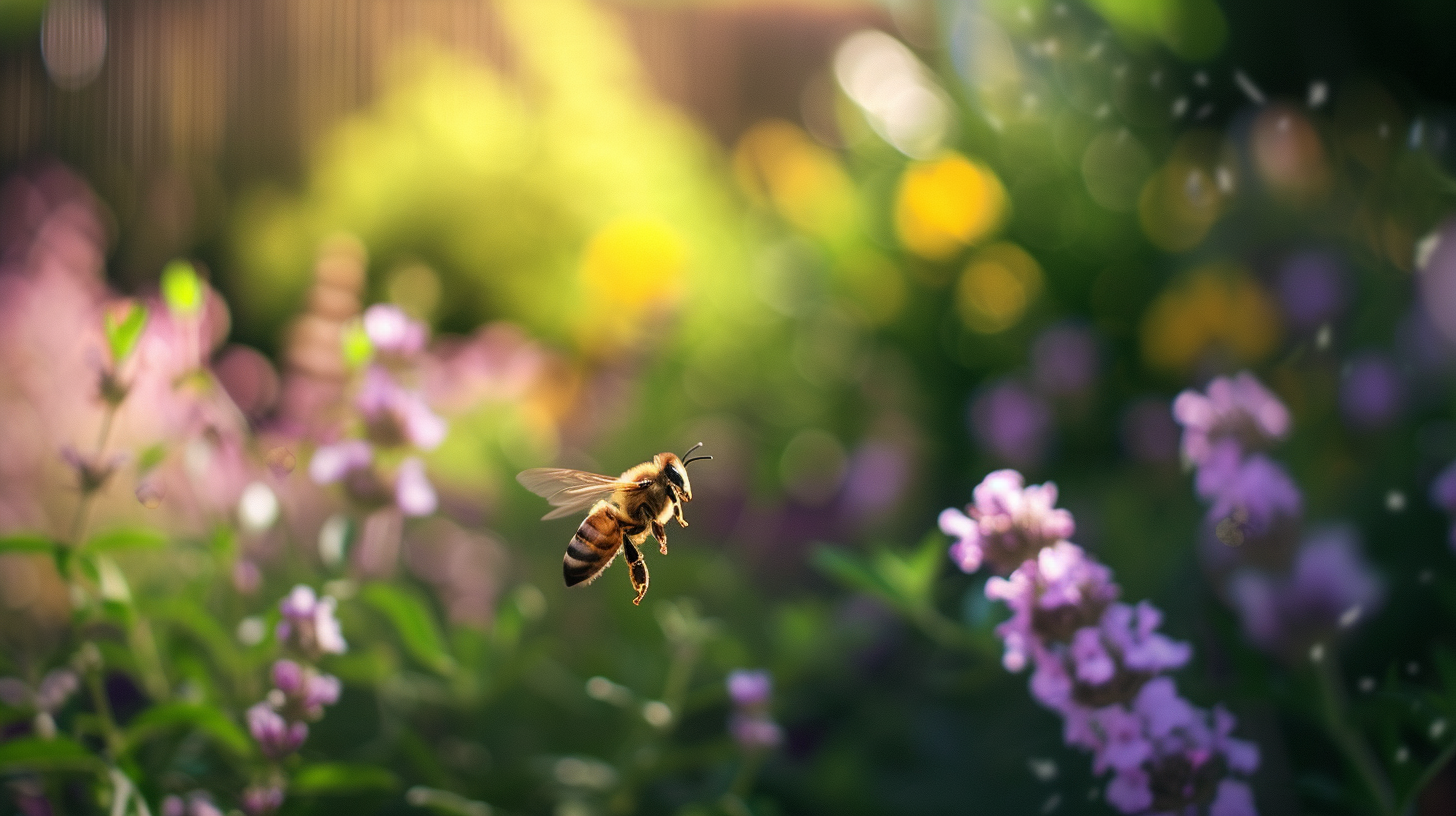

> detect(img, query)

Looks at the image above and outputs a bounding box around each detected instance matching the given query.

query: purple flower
[276,585,347,657]
[1228,527,1383,655]
[357,366,447,450]
[1202,453,1302,549]
[1432,461,1456,513]
[1102,602,1192,674]
[942,470,1260,815]
[1276,250,1345,331]
[309,439,373,484]
[1032,324,1099,397]
[395,456,438,517]
[272,659,341,720]
[363,304,427,356]
[33,670,78,713]
[727,670,773,708]
[726,669,782,752]
[1172,372,1290,466]
[247,702,307,759]
[940,469,1075,574]
[1339,353,1404,431]
[970,380,1053,469]
[241,785,285,816]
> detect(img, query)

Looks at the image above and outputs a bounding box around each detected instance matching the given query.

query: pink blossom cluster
[943,470,1258,815]
[244,585,346,813]
[309,304,445,517]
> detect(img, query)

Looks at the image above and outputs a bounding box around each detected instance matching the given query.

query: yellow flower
[895,153,1008,261]
[577,216,686,348]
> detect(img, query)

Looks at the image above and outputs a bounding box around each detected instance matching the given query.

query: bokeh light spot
[895,153,1008,261]
[955,242,1042,334]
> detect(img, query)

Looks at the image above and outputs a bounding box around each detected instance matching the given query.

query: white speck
[1113,64,1128,79]
[236,616,265,646]
[1086,41,1105,60]
[1054,3,1068,16]
[1410,119,1425,149]
[1194,71,1209,87]
[238,482,279,532]
[266,688,286,708]
[1150,70,1163,88]
[318,513,348,566]
[1433,718,1448,740]
[642,700,673,728]
[1308,81,1328,109]
[1395,746,1410,763]
[1094,103,1111,119]
[1338,605,1363,628]
[1315,325,1333,350]
[1023,92,1040,110]
[1408,661,1421,676]
[1233,70,1265,105]
[1028,758,1058,781]
[1172,97,1189,118]
[1358,676,1375,693]
[1041,793,1061,814]
[1309,643,1326,663]
[1420,569,1435,584]
[1019,5,1032,21]
[1416,232,1441,271]
[1386,491,1407,512]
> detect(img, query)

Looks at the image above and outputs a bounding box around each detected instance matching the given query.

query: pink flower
[394,456,438,517]
[940,469,1075,574]
[363,304,427,356]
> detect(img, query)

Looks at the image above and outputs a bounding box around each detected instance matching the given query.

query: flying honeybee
[517,444,712,605]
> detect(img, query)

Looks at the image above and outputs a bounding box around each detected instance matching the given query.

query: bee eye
[665,466,686,491]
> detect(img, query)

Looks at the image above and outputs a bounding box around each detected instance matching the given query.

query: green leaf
[0,533,58,555]
[0,736,102,771]
[136,443,168,474]
[359,583,455,675]
[160,259,204,316]
[104,301,149,364]
[86,528,168,552]
[293,762,399,795]
[124,702,251,756]
[812,546,897,603]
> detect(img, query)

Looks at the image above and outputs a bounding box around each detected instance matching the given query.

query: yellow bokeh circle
[895,153,1008,261]
[955,241,1042,334]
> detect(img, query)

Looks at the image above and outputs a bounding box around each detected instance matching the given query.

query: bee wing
[516,468,645,521]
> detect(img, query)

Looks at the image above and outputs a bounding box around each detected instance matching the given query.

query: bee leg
[623,540,649,605]
[674,502,689,528]
[652,520,668,555]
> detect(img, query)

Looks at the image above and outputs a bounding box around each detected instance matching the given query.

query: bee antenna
[681,442,712,467]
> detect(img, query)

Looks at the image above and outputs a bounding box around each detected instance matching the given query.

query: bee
[517,443,712,605]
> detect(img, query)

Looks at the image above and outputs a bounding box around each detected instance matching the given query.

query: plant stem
[67,400,121,551]
[1397,737,1456,816]
[86,668,124,761]
[1314,653,1395,816]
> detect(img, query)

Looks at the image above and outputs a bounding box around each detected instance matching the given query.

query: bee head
[663,443,712,503]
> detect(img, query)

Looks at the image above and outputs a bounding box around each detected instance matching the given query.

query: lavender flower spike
[1172,372,1291,466]
[276,585,347,657]
[946,469,1259,815]
[247,702,307,759]
[940,469,1075,574]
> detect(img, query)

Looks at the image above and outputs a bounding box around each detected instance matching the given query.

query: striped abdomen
[563,501,624,587]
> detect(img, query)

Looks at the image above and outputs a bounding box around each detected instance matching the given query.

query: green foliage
[358,583,456,676]
[0,737,102,772]
[124,702,251,757]
[104,302,149,365]
[292,762,400,794]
